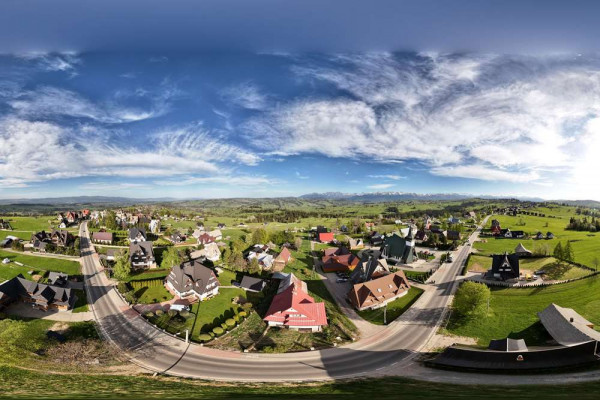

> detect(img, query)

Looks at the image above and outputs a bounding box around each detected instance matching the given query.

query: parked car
[170,304,189,312]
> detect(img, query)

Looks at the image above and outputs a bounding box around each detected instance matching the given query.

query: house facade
[92,231,113,244]
[348,270,411,311]
[190,242,221,262]
[0,275,75,312]
[129,241,155,269]
[128,227,147,243]
[165,260,220,301]
[263,273,327,332]
[272,247,292,271]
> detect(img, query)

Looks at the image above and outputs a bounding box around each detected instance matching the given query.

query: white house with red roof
[263,273,327,332]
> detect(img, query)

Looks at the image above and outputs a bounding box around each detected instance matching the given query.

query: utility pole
[383,304,387,325]
[185,329,189,343]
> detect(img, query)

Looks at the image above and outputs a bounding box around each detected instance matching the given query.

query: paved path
[5,302,94,322]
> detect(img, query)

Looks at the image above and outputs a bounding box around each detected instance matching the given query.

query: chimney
[570,317,574,323]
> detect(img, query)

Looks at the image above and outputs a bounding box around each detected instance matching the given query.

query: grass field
[475,211,600,268]
[7,364,600,399]
[466,254,591,280]
[190,288,246,336]
[0,215,58,232]
[446,274,600,346]
[0,250,81,276]
[357,287,424,325]
[0,263,35,281]
[134,284,173,304]
[72,289,89,313]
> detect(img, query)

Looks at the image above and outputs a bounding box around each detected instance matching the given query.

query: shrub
[453,281,491,317]
[242,303,253,311]
[233,315,240,323]
[155,309,164,316]
[213,327,224,336]
[209,332,215,338]
[168,309,178,317]
[144,311,154,318]
[221,323,228,331]
[198,333,212,343]
[117,282,130,294]
[180,310,190,318]
[225,318,236,328]
[239,311,248,318]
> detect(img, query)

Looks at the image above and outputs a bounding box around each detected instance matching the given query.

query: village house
[263,273,327,332]
[348,237,364,250]
[190,242,221,262]
[149,219,160,234]
[491,219,502,235]
[196,232,216,245]
[321,247,360,273]
[247,244,275,269]
[380,228,416,264]
[165,260,220,301]
[318,231,334,243]
[272,247,292,271]
[92,231,113,245]
[0,219,12,230]
[489,252,520,281]
[347,270,411,311]
[535,231,545,240]
[446,230,462,241]
[370,231,385,246]
[207,229,223,240]
[128,227,147,243]
[129,241,155,269]
[514,243,532,257]
[350,253,390,284]
[169,231,186,244]
[239,275,266,292]
[414,230,428,243]
[0,275,75,312]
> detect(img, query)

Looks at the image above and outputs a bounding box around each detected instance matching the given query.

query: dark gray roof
[538,303,600,346]
[350,252,389,284]
[490,253,520,280]
[240,276,266,292]
[166,260,219,296]
[128,227,147,240]
[0,275,74,308]
[488,338,528,352]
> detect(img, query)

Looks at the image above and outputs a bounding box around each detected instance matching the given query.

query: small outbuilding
[514,243,532,257]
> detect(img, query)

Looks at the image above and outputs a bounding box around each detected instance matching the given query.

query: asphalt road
[78,219,600,384]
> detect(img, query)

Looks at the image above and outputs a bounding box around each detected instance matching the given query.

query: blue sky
[2,1,600,200]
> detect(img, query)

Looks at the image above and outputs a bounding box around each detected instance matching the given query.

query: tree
[247,258,261,275]
[563,241,574,262]
[294,237,303,250]
[113,250,131,281]
[251,228,269,244]
[553,242,564,260]
[161,246,183,269]
[453,281,491,317]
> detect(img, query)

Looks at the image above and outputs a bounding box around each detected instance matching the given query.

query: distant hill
[0,196,176,206]
[299,191,546,202]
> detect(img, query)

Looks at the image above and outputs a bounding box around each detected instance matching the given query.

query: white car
[2,258,10,264]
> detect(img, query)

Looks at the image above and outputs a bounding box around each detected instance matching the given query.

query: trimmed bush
[155,309,164,316]
[198,333,212,343]
[233,315,240,323]
[167,309,178,317]
[144,311,154,318]
[117,282,130,294]
[209,332,215,338]
[239,311,247,318]
[225,318,236,328]
[213,327,224,336]
[180,310,190,318]
[221,323,228,331]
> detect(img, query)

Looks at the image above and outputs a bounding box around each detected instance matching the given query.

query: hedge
[213,327,224,336]
[225,318,236,328]
[198,334,212,343]
[130,279,164,290]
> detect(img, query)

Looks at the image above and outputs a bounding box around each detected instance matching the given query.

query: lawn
[445,274,600,346]
[0,250,81,276]
[475,212,600,269]
[0,215,58,232]
[134,284,173,304]
[10,365,600,399]
[125,268,170,282]
[71,289,89,313]
[465,254,591,280]
[216,268,237,286]
[0,263,36,281]
[357,287,424,325]
[190,288,247,337]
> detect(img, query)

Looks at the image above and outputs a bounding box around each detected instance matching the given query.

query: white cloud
[221,81,269,110]
[8,86,166,123]
[244,53,600,184]
[367,174,406,180]
[0,118,261,188]
[367,183,395,189]
[295,171,309,179]
[154,175,280,187]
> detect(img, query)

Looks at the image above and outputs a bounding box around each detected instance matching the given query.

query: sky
[2,1,600,200]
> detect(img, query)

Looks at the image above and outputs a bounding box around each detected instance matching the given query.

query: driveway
[5,301,94,322]
[319,266,386,338]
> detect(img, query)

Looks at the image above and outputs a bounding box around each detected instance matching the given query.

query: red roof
[322,253,360,272]
[276,247,292,263]
[263,275,327,327]
[92,231,113,241]
[318,232,334,243]
[197,233,216,244]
